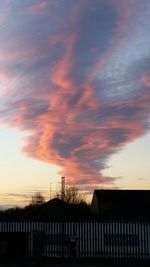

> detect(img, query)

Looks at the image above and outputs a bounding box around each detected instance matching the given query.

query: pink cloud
[0,0,150,190]
[26,0,49,13]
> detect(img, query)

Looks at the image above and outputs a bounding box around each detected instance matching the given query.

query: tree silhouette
[56,185,86,204]
[30,192,45,206]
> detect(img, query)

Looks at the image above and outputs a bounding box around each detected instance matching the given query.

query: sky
[0,0,150,208]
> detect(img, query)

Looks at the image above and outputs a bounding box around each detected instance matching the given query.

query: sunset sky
[0,0,150,209]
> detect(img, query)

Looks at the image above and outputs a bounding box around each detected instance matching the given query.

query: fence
[0,220,150,260]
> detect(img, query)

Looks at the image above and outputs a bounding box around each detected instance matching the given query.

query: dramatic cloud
[0,0,150,188]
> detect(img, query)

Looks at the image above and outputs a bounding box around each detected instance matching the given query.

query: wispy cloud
[0,0,150,189]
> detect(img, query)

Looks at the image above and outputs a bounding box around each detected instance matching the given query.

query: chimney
[61,176,65,201]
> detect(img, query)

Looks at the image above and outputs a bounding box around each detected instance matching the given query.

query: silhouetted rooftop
[91,189,150,219]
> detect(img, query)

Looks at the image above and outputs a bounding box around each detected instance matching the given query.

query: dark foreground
[0,262,150,267]
[0,264,148,267]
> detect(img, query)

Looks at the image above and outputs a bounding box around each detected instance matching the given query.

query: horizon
[0,0,150,208]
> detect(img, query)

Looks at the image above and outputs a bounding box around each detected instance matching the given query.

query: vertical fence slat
[0,219,149,260]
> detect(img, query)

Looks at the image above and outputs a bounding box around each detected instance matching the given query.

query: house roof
[23,197,91,220]
[92,189,150,218]
[41,197,67,208]
[93,189,150,204]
